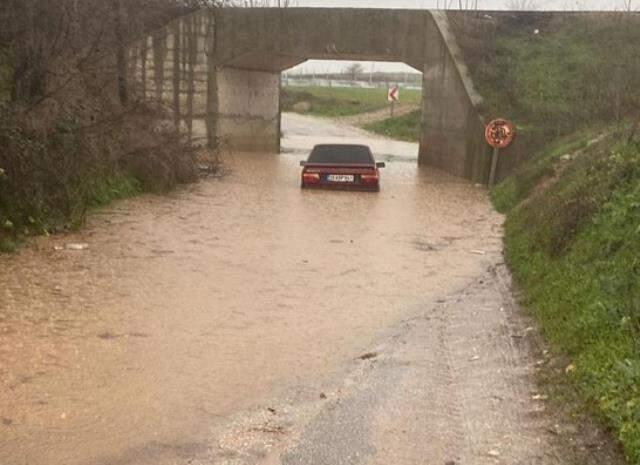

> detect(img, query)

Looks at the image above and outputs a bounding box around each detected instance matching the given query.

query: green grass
[495,132,640,463]
[491,129,596,213]
[465,15,640,139]
[0,237,17,253]
[281,86,422,118]
[86,173,142,208]
[363,110,421,142]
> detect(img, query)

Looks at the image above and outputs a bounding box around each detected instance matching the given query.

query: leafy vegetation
[281,86,421,118]
[456,14,640,139]
[0,103,194,253]
[490,129,595,213]
[494,130,640,462]
[363,110,421,142]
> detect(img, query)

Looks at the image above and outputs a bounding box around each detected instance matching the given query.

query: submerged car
[300,144,385,191]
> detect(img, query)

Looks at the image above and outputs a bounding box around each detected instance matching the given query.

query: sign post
[387,85,399,117]
[484,118,516,186]
[489,146,500,187]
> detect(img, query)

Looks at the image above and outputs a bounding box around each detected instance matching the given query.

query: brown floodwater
[0,114,502,465]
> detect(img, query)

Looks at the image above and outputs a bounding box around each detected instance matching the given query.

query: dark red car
[300,144,386,192]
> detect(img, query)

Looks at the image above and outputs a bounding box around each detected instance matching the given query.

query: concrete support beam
[419,12,488,183]
[214,67,281,153]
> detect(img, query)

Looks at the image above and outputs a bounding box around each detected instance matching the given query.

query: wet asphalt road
[0,113,561,465]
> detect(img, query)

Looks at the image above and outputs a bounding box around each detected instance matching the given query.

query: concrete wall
[216,68,281,152]
[128,11,215,145]
[420,12,488,182]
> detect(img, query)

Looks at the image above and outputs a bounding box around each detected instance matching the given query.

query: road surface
[1,113,564,465]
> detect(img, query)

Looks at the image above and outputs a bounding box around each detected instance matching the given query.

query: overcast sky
[284,0,629,74]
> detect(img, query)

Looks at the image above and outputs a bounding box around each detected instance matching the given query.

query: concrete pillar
[212,67,281,153]
[419,12,489,183]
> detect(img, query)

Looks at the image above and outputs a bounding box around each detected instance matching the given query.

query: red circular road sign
[485,119,516,149]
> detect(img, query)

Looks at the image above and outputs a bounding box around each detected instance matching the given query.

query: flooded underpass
[1,114,564,465]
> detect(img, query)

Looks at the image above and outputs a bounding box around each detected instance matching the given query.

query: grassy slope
[363,110,421,142]
[281,86,421,118]
[459,15,640,141]
[493,130,640,463]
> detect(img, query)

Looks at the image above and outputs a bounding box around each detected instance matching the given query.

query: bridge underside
[130,8,490,183]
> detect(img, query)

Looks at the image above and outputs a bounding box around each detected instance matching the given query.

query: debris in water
[65,243,89,251]
[469,355,481,362]
[487,449,500,457]
[470,249,486,255]
[358,351,378,361]
[319,392,327,399]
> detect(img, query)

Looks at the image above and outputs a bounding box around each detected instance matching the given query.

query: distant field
[281,86,422,118]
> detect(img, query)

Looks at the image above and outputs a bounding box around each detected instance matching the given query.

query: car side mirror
[376,162,386,168]
[300,161,306,167]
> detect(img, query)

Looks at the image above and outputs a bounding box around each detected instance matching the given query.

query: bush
[0,103,195,249]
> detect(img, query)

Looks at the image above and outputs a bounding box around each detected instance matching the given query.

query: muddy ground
[0,113,620,465]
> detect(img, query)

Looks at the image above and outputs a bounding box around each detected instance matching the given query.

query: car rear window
[308,145,373,164]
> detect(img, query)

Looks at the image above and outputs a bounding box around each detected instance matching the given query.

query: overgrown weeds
[0,102,196,251]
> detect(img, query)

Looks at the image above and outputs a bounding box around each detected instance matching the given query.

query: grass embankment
[363,110,421,142]
[281,86,421,118]
[450,13,640,146]
[493,127,640,463]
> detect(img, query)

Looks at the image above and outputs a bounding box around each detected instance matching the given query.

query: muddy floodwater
[1,114,557,465]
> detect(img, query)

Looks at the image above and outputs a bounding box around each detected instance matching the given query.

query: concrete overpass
[128,8,489,183]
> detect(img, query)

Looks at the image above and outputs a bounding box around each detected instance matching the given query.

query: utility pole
[369,62,374,87]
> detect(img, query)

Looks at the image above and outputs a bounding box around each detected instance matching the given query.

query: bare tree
[235,0,298,6]
[344,63,364,82]
[621,0,635,11]
[506,0,538,9]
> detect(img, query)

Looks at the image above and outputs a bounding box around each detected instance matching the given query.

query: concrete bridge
[128,8,489,183]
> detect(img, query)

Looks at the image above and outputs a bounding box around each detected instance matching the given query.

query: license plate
[327,174,354,183]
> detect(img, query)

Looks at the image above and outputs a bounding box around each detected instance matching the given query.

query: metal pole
[489,146,500,187]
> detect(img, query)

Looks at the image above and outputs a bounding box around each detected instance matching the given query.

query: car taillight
[360,173,379,184]
[302,172,321,183]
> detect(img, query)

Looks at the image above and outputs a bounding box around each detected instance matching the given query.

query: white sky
[284,0,631,74]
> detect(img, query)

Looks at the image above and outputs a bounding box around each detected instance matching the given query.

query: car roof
[308,144,375,165]
[312,144,371,150]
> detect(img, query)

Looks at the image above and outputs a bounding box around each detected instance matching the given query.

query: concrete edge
[429,11,485,122]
